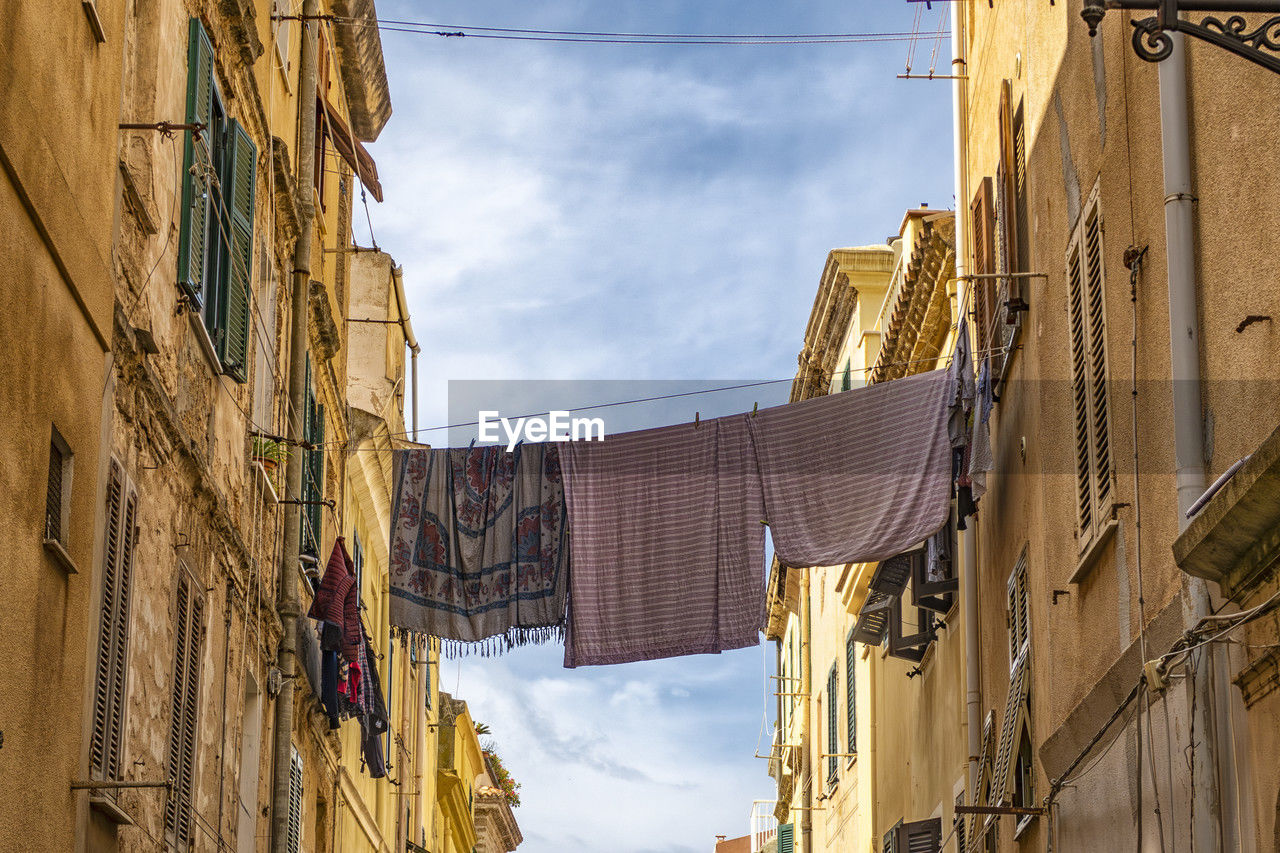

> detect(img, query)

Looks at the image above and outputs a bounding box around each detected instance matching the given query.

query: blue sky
[363,2,952,849]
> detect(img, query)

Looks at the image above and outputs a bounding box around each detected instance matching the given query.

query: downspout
[1157,31,1221,851]
[800,567,812,853]
[411,641,429,846]
[391,265,419,440]
[271,4,318,852]
[951,2,983,811]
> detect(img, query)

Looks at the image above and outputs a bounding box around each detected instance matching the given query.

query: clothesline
[300,338,1005,451]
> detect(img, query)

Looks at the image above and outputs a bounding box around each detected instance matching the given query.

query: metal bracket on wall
[1083,0,1280,75]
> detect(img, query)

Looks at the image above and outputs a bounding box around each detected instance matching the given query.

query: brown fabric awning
[320,95,383,202]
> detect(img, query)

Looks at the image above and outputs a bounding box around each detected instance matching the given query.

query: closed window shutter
[1066,193,1111,543]
[845,634,856,754]
[827,665,839,782]
[218,119,256,382]
[89,464,136,782]
[177,18,215,306]
[1082,207,1112,521]
[287,746,304,853]
[165,571,205,850]
[1067,238,1093,538]
[309,404,326,552]
[46,439,64,542]
[969,178,996,363]
[777,823,794,853]
[899,817,943,853]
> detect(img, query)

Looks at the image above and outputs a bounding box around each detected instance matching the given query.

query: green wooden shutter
[845,633,856,755]
[219,120,256,382]
[177,18,215,306]
[827,665,839,782]
[777,823,794,853]
[309,404,325,556]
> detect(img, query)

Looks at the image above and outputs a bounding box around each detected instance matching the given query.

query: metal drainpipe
[800,566,812,853]
[270,3,318,851]
[950,0,982,813]
[1157,31,1221,852]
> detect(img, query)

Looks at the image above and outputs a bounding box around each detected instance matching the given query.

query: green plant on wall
[250,435,291,472]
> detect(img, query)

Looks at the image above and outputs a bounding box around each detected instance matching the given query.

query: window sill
[43,537,79,574]
[1069,519,1118,584]
[89,793,134,825]
[188,309,223,377]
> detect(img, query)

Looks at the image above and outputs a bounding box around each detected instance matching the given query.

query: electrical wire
[345,18,922,40]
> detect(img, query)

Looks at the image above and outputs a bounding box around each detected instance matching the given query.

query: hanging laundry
[560,415,765,667]
[948,315,977,449]
[307,538,361,662]
[751,369,953,567]
[968,360,994,500]
[388,443,569,654]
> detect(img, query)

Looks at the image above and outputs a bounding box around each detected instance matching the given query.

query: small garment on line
[307,538,361,662]
[388,443,569,652]
[559,415,765,668]
[750,369,954,567]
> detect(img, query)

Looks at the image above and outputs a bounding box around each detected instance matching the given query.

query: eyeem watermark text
[477,411,606,451]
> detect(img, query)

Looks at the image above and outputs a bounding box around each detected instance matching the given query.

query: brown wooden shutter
[89,463,136,783]
[970,177,996,361]
[1083,205,1112,520]
[1067,234,1093,538]
[898,817,943,853]
[165,570,206,850]
[45,437,65,542]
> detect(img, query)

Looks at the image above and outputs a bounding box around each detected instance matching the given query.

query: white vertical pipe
[1157,29,1221,853]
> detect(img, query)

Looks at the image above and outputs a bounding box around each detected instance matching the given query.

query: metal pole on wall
[1156,28,1222,853]
[271,2,319,851]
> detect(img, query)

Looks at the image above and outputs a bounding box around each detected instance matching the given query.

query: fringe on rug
[389,623,565,659]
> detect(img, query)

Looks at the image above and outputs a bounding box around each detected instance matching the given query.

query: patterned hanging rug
[389,443,569,656]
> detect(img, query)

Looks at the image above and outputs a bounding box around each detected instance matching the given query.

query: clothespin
[752,402,758,417]
[694,412,700,429]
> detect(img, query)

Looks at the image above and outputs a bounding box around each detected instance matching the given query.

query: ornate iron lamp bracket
[1083,1,1280,75]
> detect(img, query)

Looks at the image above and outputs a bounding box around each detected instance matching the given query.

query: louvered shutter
[177,18,215,306]
[777,823,794,853]
[1006,551,1029,669]
[827,665,839,783]
[884,820,903,853]
[898,817,943,853]
[1082,206,1112,523]
[1067,237,1093,538]
[1066,194,1112,544]
[90,464,136,782]
[287,746,304,853]
[46,439,64,542]
[165,571,205,850]
[218,119,256,382]
[309,404,326,552]
[969,178,996,364]
[845,634,856,754]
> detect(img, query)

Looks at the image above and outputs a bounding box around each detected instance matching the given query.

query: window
[301,354,325,556]
[826,663,839,784]
[287,745,304,853]
[884,819,903,853]
[991,550,1032,816]
[845,632,857,759]
[1013,726,1035,821]
[1067,186,1113,546]
[969,81,1030,387]
[45,427,72,546]
[164,568,206,850]
[88,461,137,785]
[272,0,292,74]
[177,17,256,382]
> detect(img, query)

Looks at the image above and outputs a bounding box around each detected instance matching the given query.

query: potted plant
[251,436,290,472]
